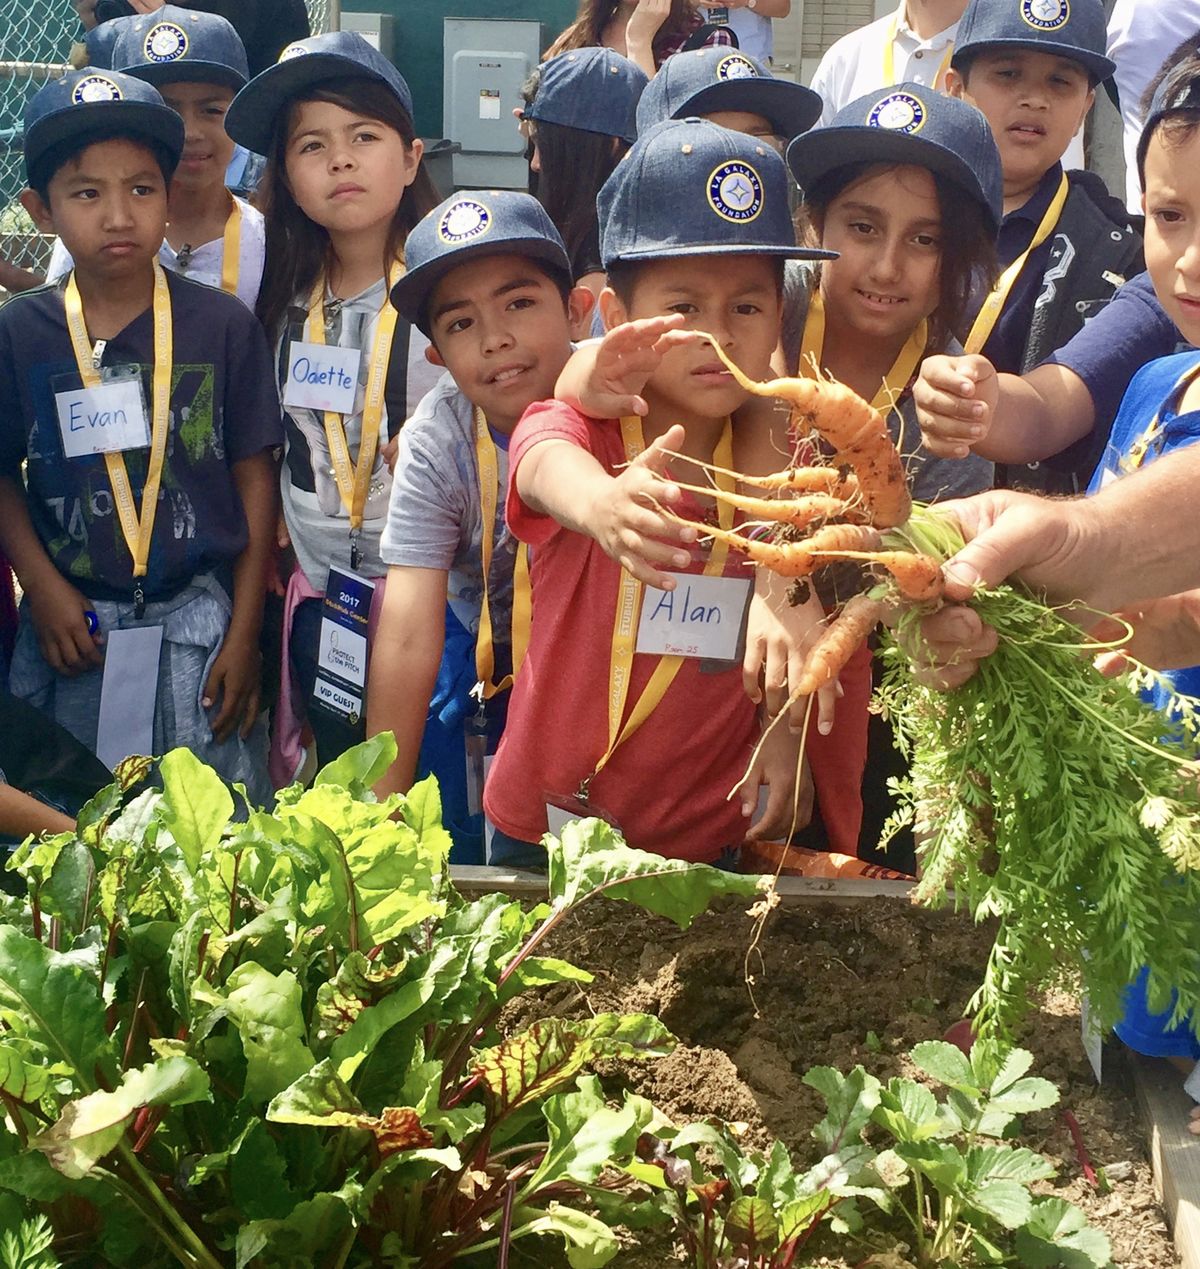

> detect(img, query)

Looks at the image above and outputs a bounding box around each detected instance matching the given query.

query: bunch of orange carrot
[665,340,946,700]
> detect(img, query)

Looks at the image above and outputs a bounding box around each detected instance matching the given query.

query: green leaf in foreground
[547,818,758,927]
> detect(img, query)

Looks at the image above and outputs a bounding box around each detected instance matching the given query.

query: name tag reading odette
[635,573,752,662]
[311,566,375,724]
[283,341,361,414]
[54,370,151,458]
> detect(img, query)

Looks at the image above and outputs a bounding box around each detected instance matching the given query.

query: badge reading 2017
[144,22,189,63]
[717,53,758,80]
[867,91,927,135]
[707,161,763,223]
[438,199,493,245]
[1021,0,1070,32]
[72,75,123,105]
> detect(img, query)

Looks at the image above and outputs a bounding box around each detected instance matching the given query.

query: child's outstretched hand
[586,423,699,590]
[27,571,103,676]
[913,353,1000,459]
[742,723,812,843]
[203,632,262,743]
[557,314,695,420]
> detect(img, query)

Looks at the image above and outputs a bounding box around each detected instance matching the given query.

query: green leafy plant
[879,507,1200,1047]
[0,739,757,1267]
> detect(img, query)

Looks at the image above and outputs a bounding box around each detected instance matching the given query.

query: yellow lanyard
[883,4,955,90]
[1122,362,1200,474]
[219,197,243,297]
[474,407,531,699]
[305,261,404,562]
[964,172,1069,356]
[63,263,172,598]
[581,417,735,801]
[802,286,926,412]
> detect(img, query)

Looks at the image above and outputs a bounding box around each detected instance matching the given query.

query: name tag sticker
[635,573,752,661]
[283,340,361,414]
[311,566,375,724]
[55,372,150,458]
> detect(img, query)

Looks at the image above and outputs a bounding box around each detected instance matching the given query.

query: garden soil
[508,894,1179,1268]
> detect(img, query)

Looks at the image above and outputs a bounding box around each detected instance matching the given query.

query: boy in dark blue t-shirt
[0,70,281,801]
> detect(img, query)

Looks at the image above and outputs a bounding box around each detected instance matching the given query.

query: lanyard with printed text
[964,172,1069,356]
[802,286,927,413]
[474,407,531,699]
[219,197,243,297]
[305,260,404,568]
[64,262,172,616]
[578,417,735,803]
[883,4,955,90]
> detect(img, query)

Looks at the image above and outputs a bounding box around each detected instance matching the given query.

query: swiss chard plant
[0,738,757,1267]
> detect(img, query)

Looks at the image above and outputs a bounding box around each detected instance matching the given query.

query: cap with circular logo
[952,0,1114,83]
[525,47,648,144]
[786,82,1003,233]
[635,45,821,142]
[109,5,248,89]
[22,67,185,186]
[390,190,572,332]
[225,31,414,156]
[599,117,834,266]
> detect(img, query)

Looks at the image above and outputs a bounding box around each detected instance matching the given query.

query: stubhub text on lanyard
[283,262,404,570]
[60,261,173,619]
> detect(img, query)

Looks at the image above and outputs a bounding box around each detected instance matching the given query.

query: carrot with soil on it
[805,548,945,603]
[669,483,865,530]
[666,517,884,578]
[665,451,862,501]
[698,337,911,527]
[796,595,886,696]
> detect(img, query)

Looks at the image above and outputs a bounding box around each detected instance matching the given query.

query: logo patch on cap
[707,161,763,223]
[1021,0,1070,30]
[867,91,927,134]
[717,53,758,81]
[438,199,493,245]
[279,42,310,61]
[72,75,124,106]
[144,22,189,63]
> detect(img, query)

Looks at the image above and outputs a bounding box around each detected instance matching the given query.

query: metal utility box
[339,11,397,62]
[443,18,543,190]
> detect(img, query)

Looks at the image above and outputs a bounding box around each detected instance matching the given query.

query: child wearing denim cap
[524,47,648,314]
[943,0,1141,492]
[0,69,281,800]
[368,192,593,860]
[46,7,266,311]
[484,118,830,866]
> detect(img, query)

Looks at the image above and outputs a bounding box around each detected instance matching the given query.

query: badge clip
[349,529,361,572]
[133,584,145,621]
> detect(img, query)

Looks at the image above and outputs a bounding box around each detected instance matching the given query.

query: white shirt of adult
[705,5,776,63]
[45,194,267,312]
[1108,0,1200,212]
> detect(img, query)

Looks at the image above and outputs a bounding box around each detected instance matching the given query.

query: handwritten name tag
[283,340,361,414]
[635,573,751,661]
[55,375,150,458]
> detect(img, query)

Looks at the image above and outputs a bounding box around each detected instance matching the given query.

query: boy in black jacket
[947,0,1142,492]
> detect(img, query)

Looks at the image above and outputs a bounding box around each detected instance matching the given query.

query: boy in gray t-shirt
[369,192,592,856]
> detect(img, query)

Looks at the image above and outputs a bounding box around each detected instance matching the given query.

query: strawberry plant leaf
[966,1178,1034,1229]
[1014,1196,1112,1268]
[873,1078,945,1143]
[910,1040,979,1093]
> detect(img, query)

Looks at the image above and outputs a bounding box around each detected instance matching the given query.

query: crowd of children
[2,0,1200,1095]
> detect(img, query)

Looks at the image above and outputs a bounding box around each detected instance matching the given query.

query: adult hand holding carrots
[913,353,1001,460]
[555,314,694,420]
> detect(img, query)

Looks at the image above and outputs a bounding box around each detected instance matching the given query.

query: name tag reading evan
[635,574,751,661]
[283,341,361,414]
[55,374,150,458]
[312,566,375,725]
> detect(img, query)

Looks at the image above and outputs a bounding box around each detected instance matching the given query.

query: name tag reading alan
[635,573,751,661]
[283,341,362,414]
[55,373,150,458]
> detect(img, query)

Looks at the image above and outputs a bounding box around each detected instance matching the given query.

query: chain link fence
[0,0,338,279]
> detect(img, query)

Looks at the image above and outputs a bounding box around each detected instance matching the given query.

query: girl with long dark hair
[546,0,732,77]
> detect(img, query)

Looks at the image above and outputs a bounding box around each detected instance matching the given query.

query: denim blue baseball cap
[952,0,1114,84]
[526,48,648,144]
[225,32,414,155]
[600,117,834,266]
[636,47,821,142]
[1136,65,1200,188]
[391,190,572,332]
[110,6,249,90]
[786,83,1004,233]
[23,68,184,187]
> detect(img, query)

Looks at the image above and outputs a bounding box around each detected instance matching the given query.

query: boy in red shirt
[484,118,830,865]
